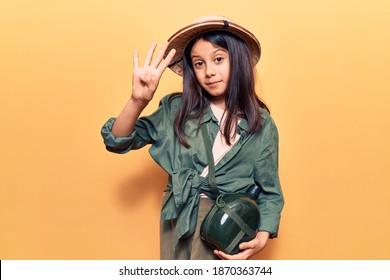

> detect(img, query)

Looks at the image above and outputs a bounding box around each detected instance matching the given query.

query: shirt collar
[200,105,218,124]
[200,105,250,134]
[238,117,249,132]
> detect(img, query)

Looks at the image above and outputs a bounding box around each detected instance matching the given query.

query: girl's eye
[215,57,224,63]
[194,61,204,68]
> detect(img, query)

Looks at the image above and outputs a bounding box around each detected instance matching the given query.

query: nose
[205,64,216,77]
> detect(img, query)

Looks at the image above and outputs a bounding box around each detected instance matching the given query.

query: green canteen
[200,185,261,255]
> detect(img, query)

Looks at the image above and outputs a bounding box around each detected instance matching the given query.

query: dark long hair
[173,31,269,148]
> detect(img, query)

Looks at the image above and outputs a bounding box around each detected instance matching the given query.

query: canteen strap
[225,231,246,254]
[221,201,256,238]
[200,123,220,196]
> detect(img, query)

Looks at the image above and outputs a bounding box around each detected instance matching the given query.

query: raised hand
[131,42,176,105]
[111,42,176,137]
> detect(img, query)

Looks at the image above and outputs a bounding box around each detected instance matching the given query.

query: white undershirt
[200,103,241,178]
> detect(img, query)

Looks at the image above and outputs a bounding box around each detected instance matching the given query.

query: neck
[210,98,226,110]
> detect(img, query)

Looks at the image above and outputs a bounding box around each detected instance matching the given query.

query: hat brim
[166,19,261,76]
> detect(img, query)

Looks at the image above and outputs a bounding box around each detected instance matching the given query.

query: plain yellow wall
[1,0,389,259]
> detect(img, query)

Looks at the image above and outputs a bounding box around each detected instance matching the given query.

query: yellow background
[1,0,389,259]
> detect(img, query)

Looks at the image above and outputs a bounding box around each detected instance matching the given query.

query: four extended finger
[133,49,140,71]
[158,48,176,71]
[151,41,167,67]
[143,43,158,67]
[151,42,176,71]
[134,42,176,76]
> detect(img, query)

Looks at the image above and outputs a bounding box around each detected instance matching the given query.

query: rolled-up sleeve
[100,96,171,154]
[255,114,284,238]
[100,117,139,153]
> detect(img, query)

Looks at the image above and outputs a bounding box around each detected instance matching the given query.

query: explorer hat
[166,15,261,76]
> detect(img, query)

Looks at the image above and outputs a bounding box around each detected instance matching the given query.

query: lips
[206,80,222,87]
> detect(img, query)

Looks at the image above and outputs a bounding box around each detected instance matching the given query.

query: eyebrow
[191,48,228,60]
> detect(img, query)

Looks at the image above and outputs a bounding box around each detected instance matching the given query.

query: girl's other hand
[213,231,270,260]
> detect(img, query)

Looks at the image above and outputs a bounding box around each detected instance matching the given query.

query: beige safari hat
[166,15,261,76]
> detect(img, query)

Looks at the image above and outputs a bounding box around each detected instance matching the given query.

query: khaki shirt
[101,94,284,247]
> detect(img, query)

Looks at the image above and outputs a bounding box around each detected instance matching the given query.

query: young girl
[101,15,284,260]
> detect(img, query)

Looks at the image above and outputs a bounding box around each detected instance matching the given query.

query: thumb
[239,240,255,250]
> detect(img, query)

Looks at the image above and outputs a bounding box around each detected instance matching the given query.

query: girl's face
[190,39,230,109]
